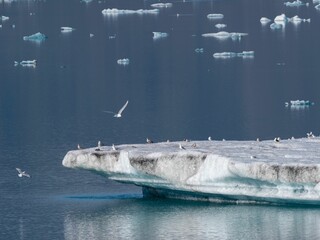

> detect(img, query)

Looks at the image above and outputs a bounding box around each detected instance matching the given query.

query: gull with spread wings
[16,168,30,178]
[103,100,129,118]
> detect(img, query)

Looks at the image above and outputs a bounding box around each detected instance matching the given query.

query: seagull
[112,144,116,151]
[256,138,260,142]
[274,137,280,143]
[103,100,129,118]
[307,132,315,138]
[16,168,30,178]
[98,141,102,148]
[191,143,197,148]
[208,136,212,141]
[179,144,186,150]
[77,144,82,150]
[146,138,153,144]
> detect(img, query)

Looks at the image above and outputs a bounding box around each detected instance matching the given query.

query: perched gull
[16,168,30,178]
[208,136,212,141]
[274,137,281,143]
[307,132,315,138]
[112,144,116,151]
[103,100,129,118]
[77,144,82,150]
[98,141,102,148]
[179,144,186,150]
[191,143,197,148]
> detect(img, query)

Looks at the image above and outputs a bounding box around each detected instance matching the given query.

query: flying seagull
[16,168,30,178]
[103,100,129,118]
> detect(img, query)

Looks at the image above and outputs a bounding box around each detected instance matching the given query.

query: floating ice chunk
[270,23,283,30]
[150,3,173,8]
[89,33,94,38]
[117,58,130,65]
[153,31,168,40]
[316,4,320,9]
[274,14,289,25]
[289,15,311,23]
[290,100,314,106]
[195,48,204,53]
[81,0,93,3]
[1,16,9,21]
[202,31,248,40]
[213,51,254,59]
[213,52,237,58]
[284,0,309,7]
[102,8,159,15]
[215,23,227,29]
[61,27,75,32]
[14,60,37,67]
[260,17,271,24]
[207,13,224,19]
[23,32,47,42]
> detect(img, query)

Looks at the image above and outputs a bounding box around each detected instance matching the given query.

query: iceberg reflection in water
[63,200,320,240]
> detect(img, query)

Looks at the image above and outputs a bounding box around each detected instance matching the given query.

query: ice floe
[215,23,227,29]
[202,31,248,40]
[260,17,271,24]
[195,48,204,53]
[213,51,254,59]
[1,16,9,21]
[14,60,37,67]
[61,27,76,32]
[150,3,173,8]
[23,32,47,42]
[207,13,224,19]
[102,8,159,15]
[153,31,168,40]
[117,58,130,65]
[285,100,314,108]
[284,0,309,7]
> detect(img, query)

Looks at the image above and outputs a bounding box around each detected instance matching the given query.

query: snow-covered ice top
[260,17,271,24]
[102,8,159,15]
[63,137,320,205]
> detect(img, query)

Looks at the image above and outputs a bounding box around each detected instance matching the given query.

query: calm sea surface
[1,0,320,239]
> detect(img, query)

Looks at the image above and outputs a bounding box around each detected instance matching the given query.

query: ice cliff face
[62,138,320,205]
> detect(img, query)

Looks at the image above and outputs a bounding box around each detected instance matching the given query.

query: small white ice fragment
[284,0,309,7]
[195,48,204,53]
[1,16,9,21]
[102,8,159,15]
[215,23,227,29]
[150,3,173,8]
[213,51,254,59]
[207,13,224,19]
[117,58,130,65]
[260,17,271,24]
[202,31,248,40]
[61,27,75,32]
[289,15,311,23]
[316,4,320,9]
[90,33,94,38]
[153,31,168,40]
[14,60,37,67]
[270,23,283,30]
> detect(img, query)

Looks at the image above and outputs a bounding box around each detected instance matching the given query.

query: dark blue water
[1,0,320,239]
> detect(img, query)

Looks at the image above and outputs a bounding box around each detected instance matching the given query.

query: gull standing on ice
[77,144,82,150]
[16,168,30,178]
[146,138,153,144]
[112,144,117,151]
[179,144,186,150]
[103,100,129,118]
[208,136,212,141]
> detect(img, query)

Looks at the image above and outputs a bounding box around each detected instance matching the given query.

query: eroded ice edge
[62,138,320,205]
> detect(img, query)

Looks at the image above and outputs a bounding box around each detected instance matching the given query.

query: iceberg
[213,51,254,59]
[202,31,248,40]
[63,137,320,205]
[153,31,168,40]
[207,13,224,19]
[23,32,47,42]
[150,3,173,8]
[274,14,289,25]
[61,27,75,32]
[102,8,159,15]
[284,0,309,7]
[117,58,130,65]
[215,23,227,29]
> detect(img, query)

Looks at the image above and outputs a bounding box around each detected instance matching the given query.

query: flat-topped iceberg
[102,8,159,15]
[23,32,47,42]
[63,137,320,205]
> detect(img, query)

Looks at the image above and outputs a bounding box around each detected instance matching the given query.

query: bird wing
[117,100,129,115]
[16,168,22,174]
[23,172,30,178]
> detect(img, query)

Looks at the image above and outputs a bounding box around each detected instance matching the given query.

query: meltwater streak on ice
[63,138,320,205]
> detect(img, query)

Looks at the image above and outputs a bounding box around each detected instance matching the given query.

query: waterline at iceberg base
[62,138,320,205]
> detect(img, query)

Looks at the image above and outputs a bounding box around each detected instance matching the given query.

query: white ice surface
[63,138,320,204]
[102,8,159,15]
[202,31,248,40]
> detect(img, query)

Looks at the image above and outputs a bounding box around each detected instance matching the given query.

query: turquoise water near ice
[1,0,320,238]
